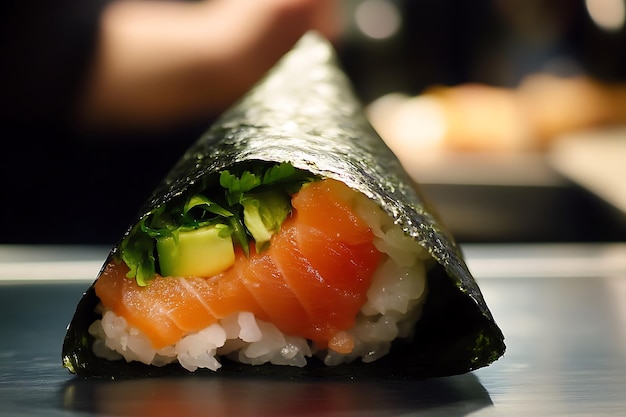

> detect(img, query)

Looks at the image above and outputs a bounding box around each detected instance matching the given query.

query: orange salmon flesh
[95,179,383,352]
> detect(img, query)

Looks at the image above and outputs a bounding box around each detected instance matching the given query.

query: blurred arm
[77,0,340,131]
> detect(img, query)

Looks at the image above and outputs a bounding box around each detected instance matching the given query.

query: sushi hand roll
[62,33,505,379]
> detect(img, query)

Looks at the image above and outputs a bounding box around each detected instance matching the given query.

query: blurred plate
[550,126,626,215]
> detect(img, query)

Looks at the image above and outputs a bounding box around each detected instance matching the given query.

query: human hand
[78,0,341,131]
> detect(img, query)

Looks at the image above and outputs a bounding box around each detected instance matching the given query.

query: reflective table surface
[1,243,626,416]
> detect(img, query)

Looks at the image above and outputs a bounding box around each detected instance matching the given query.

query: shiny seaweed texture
[62,33,505,379]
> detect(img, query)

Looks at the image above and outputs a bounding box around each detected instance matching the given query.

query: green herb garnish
[119,162,315,284]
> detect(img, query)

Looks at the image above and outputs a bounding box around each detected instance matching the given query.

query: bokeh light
[354,0,402,40]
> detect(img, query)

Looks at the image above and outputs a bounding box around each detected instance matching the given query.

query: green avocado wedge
[62,32,505,379]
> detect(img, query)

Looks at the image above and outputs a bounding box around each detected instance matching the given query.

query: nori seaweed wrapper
[62,32,505,379]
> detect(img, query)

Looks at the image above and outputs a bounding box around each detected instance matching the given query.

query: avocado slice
[156,225,235,277]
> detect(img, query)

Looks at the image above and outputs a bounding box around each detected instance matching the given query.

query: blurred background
[2,0,626,245]
[336,0,626,244]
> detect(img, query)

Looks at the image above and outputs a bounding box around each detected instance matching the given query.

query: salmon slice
[95,179,383,350]
[235,242,312,337]
[95,263,218,348]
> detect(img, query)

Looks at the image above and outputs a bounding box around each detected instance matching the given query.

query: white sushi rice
[89,190,431,371]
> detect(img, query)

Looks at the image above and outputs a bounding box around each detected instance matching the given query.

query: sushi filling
[88,187,431,371]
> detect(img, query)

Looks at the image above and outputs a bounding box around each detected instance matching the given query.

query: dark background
[2,0,626,245]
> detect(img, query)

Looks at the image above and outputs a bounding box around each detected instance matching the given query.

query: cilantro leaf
[119,162,317,284]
